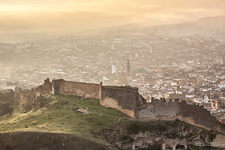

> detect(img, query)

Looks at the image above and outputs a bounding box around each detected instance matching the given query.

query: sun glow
[0,0,224,34]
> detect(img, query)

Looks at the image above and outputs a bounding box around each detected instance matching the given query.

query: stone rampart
[179,102,223,131]
[137,99,225,134]
[50,80,146,118]
[100,86,141,118]
[52,79,101,99]
[138,99,178,119]
[35,78,52,97]
[14,78,52,104]
[13,78,225,133]
[152,99,178,118]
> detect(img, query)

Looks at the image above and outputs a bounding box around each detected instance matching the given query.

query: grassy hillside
[0,94,131,149]
[0,94,219,150]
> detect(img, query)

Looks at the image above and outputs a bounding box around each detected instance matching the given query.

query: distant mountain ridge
[96,16,225,37]
[141,16,225,37]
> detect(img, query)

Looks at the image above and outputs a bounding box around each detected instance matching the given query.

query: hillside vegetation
[0,94,220,150]
[0,94,131,149]
[0,94,130,132]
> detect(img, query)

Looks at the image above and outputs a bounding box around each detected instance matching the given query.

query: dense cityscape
[1,22,225,118]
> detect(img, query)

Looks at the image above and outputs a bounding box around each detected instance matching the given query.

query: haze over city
[1,0,225,35]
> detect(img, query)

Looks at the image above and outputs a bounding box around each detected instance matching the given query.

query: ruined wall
[100,86,140,118]
[138,99,179,119]
[52,79,101,99]
[179,102,222,130]
[138,104,155,118]
[153,100,179,118]
[165,93,186,100]
[14,78,52,104]
[36,78,52,96]
[137,99,225,134]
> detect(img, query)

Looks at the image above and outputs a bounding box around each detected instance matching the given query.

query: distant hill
[143,16,225,37]
[95,16,225,37]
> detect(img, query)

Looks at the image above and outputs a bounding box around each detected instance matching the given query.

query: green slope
[0,94,131,149]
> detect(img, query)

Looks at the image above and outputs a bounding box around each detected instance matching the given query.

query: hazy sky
[0,0,225,34]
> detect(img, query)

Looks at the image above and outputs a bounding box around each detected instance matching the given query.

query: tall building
[112,63,116,74]
[204,95,209,103]
[126,60,130,75]
[149,47,153,54]
[222,56,225,66]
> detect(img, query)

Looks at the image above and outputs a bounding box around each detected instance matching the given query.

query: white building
[112,64,116,74]
[204,95,209,103]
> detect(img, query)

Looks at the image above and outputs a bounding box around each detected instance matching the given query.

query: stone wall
[14,78,52,104]
[11,78,225,134]
[165,93,186,100]
[152,99,178,118]
[15,78,225,133]
[52,79,101,99]
[100,97,136,119]
[138,99,178,119]
[137,99,225,134]
[212,134,225,148]
[36,78,52,96]
[138,104,155,118]
[100,86,141,118]
[179,102,222,130]
[50,79,146,118]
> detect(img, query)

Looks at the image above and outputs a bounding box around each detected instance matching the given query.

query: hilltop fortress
[17,78,225,134]
[51,79,145,118]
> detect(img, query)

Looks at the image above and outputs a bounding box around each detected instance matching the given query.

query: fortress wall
[14,78,52,104]
[52,79,101,99]
[138,104,155,118]
[179,102,221,129]
[12,79,225,134]
[137,99,178,119]
[166,93,186,100]
[137,99,225,134]
[37,78,52,95]
[100,97,135,118]
[152,99,178,118]
[100,86,139,118]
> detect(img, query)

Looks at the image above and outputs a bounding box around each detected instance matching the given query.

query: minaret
[126,60,130,76]
[119,63,128,85]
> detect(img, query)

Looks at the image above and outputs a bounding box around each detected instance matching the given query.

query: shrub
[127,121,141,134]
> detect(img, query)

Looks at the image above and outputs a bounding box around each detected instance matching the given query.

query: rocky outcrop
[100,120,218,150]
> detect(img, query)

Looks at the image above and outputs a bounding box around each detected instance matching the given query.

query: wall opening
[176,144,185,150]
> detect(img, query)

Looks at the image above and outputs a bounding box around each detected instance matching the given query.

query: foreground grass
[0,94,130,137]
